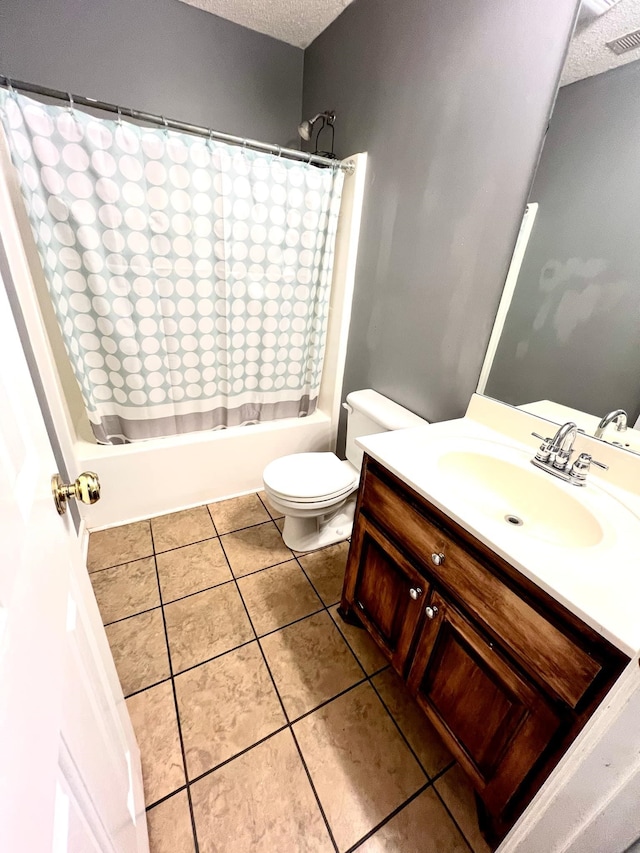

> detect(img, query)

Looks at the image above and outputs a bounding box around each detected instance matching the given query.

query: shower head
[297,119,313,141]
[297,110,335,141]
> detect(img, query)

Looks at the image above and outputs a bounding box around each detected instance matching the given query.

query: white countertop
[357,401,640,656]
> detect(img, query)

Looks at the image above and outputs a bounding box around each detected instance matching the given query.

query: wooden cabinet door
[407,591,561,815]
[343,516,428,676]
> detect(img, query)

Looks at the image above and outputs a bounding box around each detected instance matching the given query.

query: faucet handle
[570,452,609,485]
[589,457,609,471]
[531,432,553,462]
[552,447,572,470]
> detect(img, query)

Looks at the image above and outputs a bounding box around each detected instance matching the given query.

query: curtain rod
[0,76,355,175]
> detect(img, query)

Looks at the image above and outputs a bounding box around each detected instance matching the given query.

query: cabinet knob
[425,605,439,620]
[431,552,445,566]
[409,587,423,600]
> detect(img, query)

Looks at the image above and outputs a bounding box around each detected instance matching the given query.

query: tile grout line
[169,638,256,678]
[124,675,172,701]
[87,547,155,575]
[144,783,189,812]
[344,778,434,853]
[186,724,290,787]
[209,503,342,853]
[148,523,201,853]
[430,774,478,853]
[287,726,340,853]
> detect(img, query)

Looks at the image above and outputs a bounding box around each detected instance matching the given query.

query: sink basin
[437,450,604,548]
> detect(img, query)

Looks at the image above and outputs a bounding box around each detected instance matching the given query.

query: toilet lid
[263,452,358,501]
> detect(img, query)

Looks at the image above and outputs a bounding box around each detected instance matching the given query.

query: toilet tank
[344,389,428,470]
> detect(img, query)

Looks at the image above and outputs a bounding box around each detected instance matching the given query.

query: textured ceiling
[562,0,640,85]
[177,0,356,48]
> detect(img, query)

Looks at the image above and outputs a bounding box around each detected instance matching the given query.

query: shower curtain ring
[161,115,169,136]
[6,77,17,100]
[116,106,123,126]
[67,92,74,113]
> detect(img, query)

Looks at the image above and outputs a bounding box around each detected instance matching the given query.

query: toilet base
[281,497,357,552]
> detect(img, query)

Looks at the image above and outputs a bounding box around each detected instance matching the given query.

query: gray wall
[303,0,578,440]
[0,0,303,146]
[485,60,640,423]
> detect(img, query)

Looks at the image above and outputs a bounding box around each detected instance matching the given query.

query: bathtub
[76,409,333,529]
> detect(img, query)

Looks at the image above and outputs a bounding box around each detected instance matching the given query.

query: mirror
[479,1,640,453]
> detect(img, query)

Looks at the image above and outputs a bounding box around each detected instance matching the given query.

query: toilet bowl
[263,390,428,552]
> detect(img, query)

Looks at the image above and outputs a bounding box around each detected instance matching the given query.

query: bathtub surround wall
[0,0,303,147]
[485,60,640,423]
[303,0,579,445]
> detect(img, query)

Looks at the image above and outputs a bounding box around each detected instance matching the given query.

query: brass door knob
[52,471,101,515]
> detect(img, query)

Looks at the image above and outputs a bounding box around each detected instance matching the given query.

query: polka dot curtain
[0,91,344,444]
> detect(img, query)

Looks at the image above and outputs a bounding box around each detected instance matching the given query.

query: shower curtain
[0,90,344,444]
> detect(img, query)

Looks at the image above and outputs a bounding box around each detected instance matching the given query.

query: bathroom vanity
[339,397,638,845]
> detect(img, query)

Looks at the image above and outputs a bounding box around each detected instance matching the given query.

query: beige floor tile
[151,506,215,552]
[146,790,195,853]
[175,642,285,778]
[208,493,270,534]
[329,605,389,675]
[87,521,153,572]
[298,542,350,606]
[275,517,284,532]
[356,787,468,852]
[90,557,159,625]
[164,584,254,673]
[293,682,426,852]
[260,611,364,720]
[221,521,293,577]
[126,681,185,806]
[257,490,284,519]
[156,539,231,603]
[372,668,453,776]
[105,608,169,696]
[191,729,333,853]
[237,560,322,636]
[435,765,492,853]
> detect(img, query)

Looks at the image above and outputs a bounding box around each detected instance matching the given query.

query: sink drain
[504,514,524,527]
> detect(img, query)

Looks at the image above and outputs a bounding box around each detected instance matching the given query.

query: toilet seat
[263,452,358,503]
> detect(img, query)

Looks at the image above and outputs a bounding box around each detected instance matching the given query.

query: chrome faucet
[594,409,627,439]
[548,421,578,470]
[530,421,608,486]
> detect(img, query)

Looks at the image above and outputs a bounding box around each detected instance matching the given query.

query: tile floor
[87,492,492,853]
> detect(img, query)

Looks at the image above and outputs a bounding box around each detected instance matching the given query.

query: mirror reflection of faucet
[531,422,608,486]
[594,409,627,440]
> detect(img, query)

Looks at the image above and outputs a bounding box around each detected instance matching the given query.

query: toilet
[263,389,428,552]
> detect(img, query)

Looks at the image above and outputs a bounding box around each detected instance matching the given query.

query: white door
[0,270,148,852]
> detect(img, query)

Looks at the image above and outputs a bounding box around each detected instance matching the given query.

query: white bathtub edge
[78,410,333,530]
